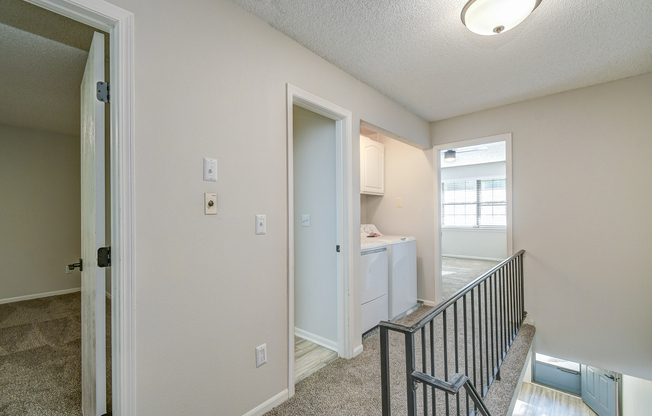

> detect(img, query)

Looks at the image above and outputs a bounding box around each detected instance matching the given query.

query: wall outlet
[255,343,267,368]
[397,197,402,207]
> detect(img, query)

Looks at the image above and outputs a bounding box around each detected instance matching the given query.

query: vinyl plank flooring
[294,337,338,383]
[513,382,597,416]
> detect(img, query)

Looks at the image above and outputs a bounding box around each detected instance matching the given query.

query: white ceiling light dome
[461,0,542,36]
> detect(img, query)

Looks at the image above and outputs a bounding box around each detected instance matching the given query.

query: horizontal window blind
[442,179,506,227]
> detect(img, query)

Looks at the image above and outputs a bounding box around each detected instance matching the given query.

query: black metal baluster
[422,328,428,416]
[478,285,484,396]
[443,310,449,416]
[515,256,521,327]
[471,289,477,392]
[406,332,417,416]
[463,294,469,416]
[484,280,490,388]
[500,267,508,360]
[430,320,436,416]
[520,253,525,324]
[380,326,391,416]
[454,301,460,416]
[489,276,495,382]
[510,259,516,340]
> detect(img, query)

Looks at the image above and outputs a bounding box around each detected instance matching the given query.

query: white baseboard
[242,389,288,416]
[442,254,504,262]
[294,327,338,352]
[0,287,81,305]
[352,344,364,358]
[418,298,438,307]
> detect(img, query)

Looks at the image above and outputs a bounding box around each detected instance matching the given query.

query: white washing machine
[362,224,417,320]
[360,241,388,333]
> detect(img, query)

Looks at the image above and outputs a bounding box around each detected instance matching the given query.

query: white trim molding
[242,390,289,416]
[433,133,513,306]
[24,1,136,414]
[286,84,354,398]
[294,327,338,352]
[0,288,81,305]
[442,254,505,262]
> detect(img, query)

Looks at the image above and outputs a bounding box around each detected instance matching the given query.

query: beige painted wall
[0,124,81,300]
[103,0,429,414]
[622,374,652,415]
[431,73,652,380]
[363,134,436,303]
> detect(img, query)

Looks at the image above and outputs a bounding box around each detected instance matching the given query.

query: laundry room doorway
[286,85,355,397]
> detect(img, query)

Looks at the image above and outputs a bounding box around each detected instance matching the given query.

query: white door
[581,364,617,416]
[81,31,107,416]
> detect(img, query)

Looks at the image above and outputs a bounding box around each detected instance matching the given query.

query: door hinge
[98,246,111,268]
[97,81,110,103]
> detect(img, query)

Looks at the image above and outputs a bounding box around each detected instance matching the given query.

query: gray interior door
[581,364,616,416]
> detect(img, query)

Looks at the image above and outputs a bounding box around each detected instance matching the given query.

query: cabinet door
[361,136,384,195]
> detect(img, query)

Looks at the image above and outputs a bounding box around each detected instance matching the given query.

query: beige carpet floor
[266,303,534,416]
[0,293,111,416]
[442,257,501,300]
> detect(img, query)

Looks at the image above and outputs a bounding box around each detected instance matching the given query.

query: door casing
[286,84,355,398]
[432,133,513,305]
[24,0,136,413]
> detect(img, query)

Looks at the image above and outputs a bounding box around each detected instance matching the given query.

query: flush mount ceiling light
[444,150,456,162]
[461,0,542,36]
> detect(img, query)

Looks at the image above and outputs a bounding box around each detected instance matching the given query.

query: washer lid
[374,235,416,244]
[361,239,388,250]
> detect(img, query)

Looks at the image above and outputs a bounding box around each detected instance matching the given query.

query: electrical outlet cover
[256,343,267,367]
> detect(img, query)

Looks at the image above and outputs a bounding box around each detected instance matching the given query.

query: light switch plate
[204,193,217,215]
[396,197,402,207]
[255,343,267,367]
[255,214,266,235]
[203,157,217,182]
[301,214,311,227]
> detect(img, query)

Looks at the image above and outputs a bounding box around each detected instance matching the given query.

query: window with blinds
[441,179,506,227]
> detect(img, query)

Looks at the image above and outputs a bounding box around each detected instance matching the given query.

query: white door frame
[24,0,136,414]
[433,133,513,305]
[286,84,354,398]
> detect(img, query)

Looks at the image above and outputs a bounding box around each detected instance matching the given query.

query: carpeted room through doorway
[0,293,111,416]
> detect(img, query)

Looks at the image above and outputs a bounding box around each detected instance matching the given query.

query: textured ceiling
[0,0,96,136]
[232,0,652,122]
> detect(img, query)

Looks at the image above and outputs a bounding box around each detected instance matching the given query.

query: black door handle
[336,245,341,252]
[68,259,83,272]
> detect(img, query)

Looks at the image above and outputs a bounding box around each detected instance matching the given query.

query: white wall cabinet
[360,135,385,195]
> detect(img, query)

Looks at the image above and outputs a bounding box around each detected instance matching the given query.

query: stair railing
[379,250,526,416]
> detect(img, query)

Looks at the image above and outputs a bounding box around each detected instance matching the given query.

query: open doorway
[514,352,620,416]
[286,85,355,396]
[0,1,111,414]
[435,134,512,302]
[291,105,339,382]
